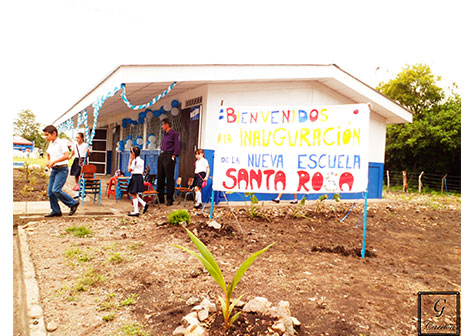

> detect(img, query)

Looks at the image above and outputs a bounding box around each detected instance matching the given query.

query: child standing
[192,149,210,209]
[69,132,90,191]
[127,146,149,216]
[43,125,80,217]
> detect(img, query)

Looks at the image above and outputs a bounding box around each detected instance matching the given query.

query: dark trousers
[157,153,176,203]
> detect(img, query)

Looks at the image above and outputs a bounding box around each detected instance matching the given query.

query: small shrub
[167,209,191,226]
[65,226,92,238]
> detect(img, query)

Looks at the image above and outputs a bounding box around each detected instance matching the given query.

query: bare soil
[15,191,461,336]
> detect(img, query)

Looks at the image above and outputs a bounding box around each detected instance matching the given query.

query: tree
[13,109,46,149]
[377,64,461,177]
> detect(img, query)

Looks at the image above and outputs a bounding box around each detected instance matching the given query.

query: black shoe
[143,203,149,214]
[194,203,202,209]
[69,201,80,216]
[44,212,62,218]
[290,199,298,204]
[128,212,139,217]
[272,198,280,203]
[166,200,173,206]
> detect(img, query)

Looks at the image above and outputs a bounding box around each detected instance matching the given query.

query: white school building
[53,64,412,202]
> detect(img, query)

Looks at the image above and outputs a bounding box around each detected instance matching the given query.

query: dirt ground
[13,168,49,202]
[15,185,461,336]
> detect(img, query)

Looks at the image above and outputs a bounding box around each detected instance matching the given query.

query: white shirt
[74,142,89,158]
[195,157,209,174]
[130,156,144,174]
[47,138,70,167]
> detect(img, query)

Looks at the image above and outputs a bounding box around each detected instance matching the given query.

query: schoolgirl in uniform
[192,149,209,209]
[127,146,149,216]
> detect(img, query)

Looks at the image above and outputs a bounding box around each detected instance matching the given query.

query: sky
[2,0,469,127]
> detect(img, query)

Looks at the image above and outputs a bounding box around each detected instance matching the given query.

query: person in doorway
[127,146,149,216]
[272,193,298,204]
[43,125,80,217]
[192,149,210,209]
[69,132,90,191]
[157,118,180,206]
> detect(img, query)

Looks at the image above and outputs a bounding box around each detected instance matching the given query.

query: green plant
[291,196,312,220]
[98,293,117,311]
[173,228,274,330]
[74,267,104,292]
[120,294,137,306]
[332,193,341,202]
[102,313,115,322]
[108,252,124,263]
[167,209,191,226]
[120,323,149,336]
[65,226,92,238]
[65,247,91,263]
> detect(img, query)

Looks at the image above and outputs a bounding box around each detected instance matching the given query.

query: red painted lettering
[223,168,237,189]
[227,107,237,123]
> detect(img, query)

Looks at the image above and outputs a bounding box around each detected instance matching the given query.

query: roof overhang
[54,64,412,126]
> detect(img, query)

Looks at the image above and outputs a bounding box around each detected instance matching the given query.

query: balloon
[163,102,171,111]
[153,110,160,117]
[149,135,157,143]
[159,113,167,120]
[138,118,144,124]
[171,99,180,108]
[139,112,146,119]
[171,107,180,116]
[136,137,144,145]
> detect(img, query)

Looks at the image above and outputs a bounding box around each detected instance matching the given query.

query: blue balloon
[138,118,144,124]
[139,112,146,119]
[132,120,138,125]
[171,100,180,108]
[145,108,152,115]
[159,106,166,113]
[153,110,160,117]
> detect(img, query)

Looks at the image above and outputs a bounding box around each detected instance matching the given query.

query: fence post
[402,171,408,193]
[418,171,424,194]
[386,170,390,191]
[441,174,448,194]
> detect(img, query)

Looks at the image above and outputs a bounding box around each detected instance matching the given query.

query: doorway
[174,106,201,181]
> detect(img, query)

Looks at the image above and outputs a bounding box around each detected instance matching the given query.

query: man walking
[157,118,180,206]
[43,125,80,217]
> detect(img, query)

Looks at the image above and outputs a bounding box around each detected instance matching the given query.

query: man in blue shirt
[157,118,180,205]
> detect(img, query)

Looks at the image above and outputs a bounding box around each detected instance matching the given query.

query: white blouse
[130,157,144,174]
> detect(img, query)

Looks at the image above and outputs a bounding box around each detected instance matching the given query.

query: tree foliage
[13,109,46,149]
[377,64,461,176]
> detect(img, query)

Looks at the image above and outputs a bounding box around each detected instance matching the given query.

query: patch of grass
[102,313,115,322]
[128,242,144,250]
[108,252,124,263]
[119,323,150,336]
[65,226,92,238]
[73,267,104,292]
[98,293,117,312]
[120,294,137,307]
[65,247,92,263]
[167,209,191,225]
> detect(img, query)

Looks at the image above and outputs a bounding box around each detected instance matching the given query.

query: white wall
[204,81,387,163]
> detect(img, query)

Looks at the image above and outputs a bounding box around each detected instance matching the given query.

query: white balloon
[149,143,157,150]
[163,102,171,111]
[148,135,157,143]
[171,107,180,116]
[136,138,144,145]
